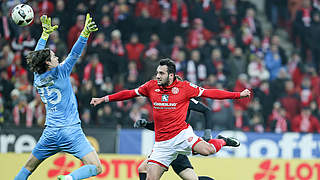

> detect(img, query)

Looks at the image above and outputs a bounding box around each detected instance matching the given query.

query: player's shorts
[148,125,203,169]
[32,123,94,160]
[171,154,193,174]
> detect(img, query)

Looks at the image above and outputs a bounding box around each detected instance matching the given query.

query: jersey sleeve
[189,98,212,129]
[136,80,152,97]
[189,98,211,113]
[184,81,205,99]
[34,38,47,51]
[58,36,88,78]
[201,88,240,99]
[107,89,139,102]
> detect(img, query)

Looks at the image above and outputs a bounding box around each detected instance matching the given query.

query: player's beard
[158,75,170,87]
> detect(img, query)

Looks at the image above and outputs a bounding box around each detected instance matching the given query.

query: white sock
[65,175,73,180]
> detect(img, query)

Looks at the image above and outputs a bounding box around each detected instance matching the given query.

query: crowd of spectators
[0,0,320,134]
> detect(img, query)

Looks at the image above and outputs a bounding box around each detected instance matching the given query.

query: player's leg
[202,129,212,142]
[57,125,102,180]
[146,163,167,180]
[193,135,240,156]
[14,154,42,180]
[171,155,214,180]
[178,168,198,180]
[171,154,197,180]
[146,139,177,180]
[57,150,102,180]
[138,159,148,180]
[15,127,59,180]
[81,150,102,173]
[69,150,102,178]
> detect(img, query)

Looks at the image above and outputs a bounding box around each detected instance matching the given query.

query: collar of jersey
[159,79,178,92]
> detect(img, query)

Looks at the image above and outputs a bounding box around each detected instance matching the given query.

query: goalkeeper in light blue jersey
[15,14,101,180]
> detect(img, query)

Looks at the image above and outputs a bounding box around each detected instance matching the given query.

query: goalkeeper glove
[40,15,58,40]
[134,119,148,128]
[80,13,98,38]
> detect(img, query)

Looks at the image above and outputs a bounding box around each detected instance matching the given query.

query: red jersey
[107,79,241,142]
[137,79,203,141]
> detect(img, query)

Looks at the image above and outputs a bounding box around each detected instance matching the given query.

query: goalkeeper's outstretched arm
[61,13,98,75]
[35,15,58,51]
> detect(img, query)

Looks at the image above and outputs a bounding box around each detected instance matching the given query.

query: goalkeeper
[135,98,214,180]
[14,14,100,180]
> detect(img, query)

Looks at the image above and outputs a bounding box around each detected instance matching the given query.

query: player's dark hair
[159,58,176,75]
[26,48,51,74]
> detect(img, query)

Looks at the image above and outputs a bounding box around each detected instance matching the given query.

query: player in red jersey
[134,98,214,180]
[91,58,250,180]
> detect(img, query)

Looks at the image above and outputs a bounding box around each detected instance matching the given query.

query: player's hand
[90,97,104,107]
[40,15,58,40]
[240,89,251,98]
[134,119,148,128]
[81,13,98,38]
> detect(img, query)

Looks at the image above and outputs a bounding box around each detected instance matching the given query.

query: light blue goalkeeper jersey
[33,36,87,127]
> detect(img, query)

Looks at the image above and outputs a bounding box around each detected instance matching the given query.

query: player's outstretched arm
[40,15,58,40]
[61,13,98,75]
[80,13,98,38]
[90,89,139,107]
[35,15,58,51]
[201,88,251,99]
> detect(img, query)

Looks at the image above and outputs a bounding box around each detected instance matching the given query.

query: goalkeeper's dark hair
[26,48,51,74]
[159,58,176,75]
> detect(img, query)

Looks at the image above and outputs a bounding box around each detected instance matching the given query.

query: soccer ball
[11,4,34,26]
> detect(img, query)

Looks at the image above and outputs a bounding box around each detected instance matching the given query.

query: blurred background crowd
[0,0,320,134]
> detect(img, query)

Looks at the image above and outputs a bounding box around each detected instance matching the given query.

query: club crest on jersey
[155,89,160,92]
[171,87,179,94]
[161,95,169,102]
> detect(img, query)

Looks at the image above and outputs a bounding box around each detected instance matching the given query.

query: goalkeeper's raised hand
[81,13,98,38]
[40,15,58,40]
